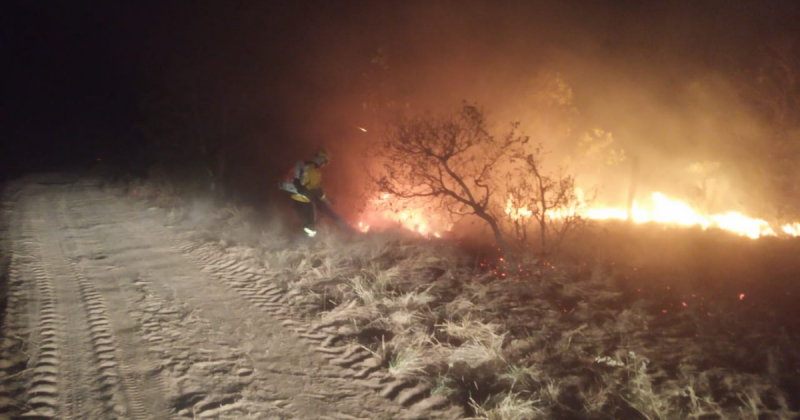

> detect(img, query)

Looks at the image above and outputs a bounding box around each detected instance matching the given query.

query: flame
[362,189,800,240]
[502,190,798,239]
[358,194,452,237]
[782,222,800,236]
[504,195,533,221]
[582,192,783,239]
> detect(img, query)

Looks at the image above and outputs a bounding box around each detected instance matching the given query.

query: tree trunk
[539,217,547,256]
[539,181,548,256]
[627,155,640,222]
[477,210,512,259]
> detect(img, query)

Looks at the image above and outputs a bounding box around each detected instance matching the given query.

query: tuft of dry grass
[386,332,433,378]
[468,392,544,420]
[439,315,506,368]
[438,314,501,341]
[500,364,539,391]
[346,275,385,304]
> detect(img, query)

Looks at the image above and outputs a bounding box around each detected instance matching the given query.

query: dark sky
[3,0,799,191]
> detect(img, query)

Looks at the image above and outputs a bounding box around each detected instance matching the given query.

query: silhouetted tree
[371,103,526,255]
[506,144,592,255]
[371,102,588,257]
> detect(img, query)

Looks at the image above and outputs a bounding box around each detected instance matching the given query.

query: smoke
[295,1,798,219]
[120,0,798,220]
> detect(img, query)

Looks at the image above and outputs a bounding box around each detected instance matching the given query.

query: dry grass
[133,181,800,420]
[468,392,544,420]
[499,364,539,391]
[387,332,431,378]
[439,315,506,368]
[215,204,255,227]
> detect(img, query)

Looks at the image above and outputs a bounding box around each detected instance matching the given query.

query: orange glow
[782,222,800,236]
[358,193,452,237]
[362,189,800,240]
[581,192,782,239]
[504,194,533,221]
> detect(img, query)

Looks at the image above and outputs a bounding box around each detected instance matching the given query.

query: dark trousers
[294,200,316,230]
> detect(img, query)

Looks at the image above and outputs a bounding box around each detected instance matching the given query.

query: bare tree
[506,145,592,256]
[371,103,527,255]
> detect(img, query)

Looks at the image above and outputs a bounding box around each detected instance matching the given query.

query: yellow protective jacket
[286,161,324,203]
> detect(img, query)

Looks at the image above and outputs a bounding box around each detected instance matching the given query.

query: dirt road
[0,175,456,419]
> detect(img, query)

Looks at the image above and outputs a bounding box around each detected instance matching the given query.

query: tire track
[0,253,29,418]
[8,177,460,419]
[10,187,141,418]
[52,190,273,419]
[84,187,416,419]
[0,188,29,419]
[148,214,459,419]
[67,259,150,418]
[108,271,262,419]
[31,192,111,418]
[56,191,168,419]
[14,223,64,419]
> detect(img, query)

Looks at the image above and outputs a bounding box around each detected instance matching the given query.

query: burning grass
[133,184,800,419]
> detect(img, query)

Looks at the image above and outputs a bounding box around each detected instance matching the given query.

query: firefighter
[278,149,331,237]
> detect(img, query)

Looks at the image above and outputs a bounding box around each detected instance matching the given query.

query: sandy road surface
[0,175,458,419]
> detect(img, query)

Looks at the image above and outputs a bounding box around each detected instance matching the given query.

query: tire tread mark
[153,228,460,418]
[15,210,62,418]
[67,259,151,419]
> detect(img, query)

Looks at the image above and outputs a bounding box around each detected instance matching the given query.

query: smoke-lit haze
[274,1,799,218]
[3,0,798,219]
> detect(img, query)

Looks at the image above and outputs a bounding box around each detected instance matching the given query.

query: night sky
[3,0,799,200]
